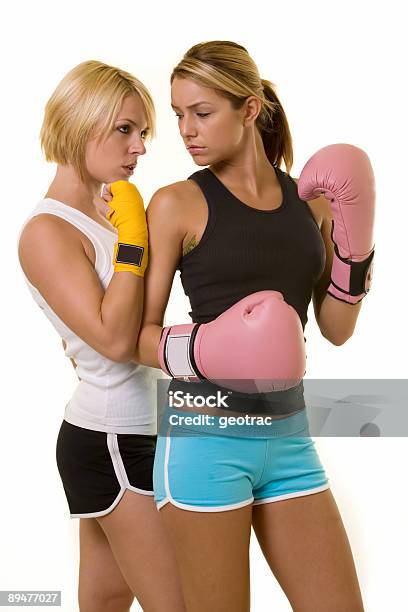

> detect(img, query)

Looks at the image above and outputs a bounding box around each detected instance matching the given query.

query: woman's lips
[187,146,206,155]
[122,165,135,176]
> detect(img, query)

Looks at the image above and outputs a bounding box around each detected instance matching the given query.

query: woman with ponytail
[128,41,365,610]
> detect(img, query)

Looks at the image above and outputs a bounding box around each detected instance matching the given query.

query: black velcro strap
[331,223,375,296]
[161,328,172,375]
[116,243,144,267]
[188,324,205,380]
[332,239,375,296]
[349,250,375,295]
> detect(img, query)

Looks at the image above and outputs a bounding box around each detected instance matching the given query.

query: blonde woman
[129,42,368,611]
[18,61,185,612]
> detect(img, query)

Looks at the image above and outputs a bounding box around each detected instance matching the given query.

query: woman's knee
[79,588,134,612]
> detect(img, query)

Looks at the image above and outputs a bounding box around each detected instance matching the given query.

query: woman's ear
[242,96,262,127]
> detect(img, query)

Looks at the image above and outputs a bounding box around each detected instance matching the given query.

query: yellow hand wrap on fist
[106,180,148,277]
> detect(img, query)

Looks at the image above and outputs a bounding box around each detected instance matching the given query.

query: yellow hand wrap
[106,180,148,277]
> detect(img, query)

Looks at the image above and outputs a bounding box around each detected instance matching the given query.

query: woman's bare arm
[133,185,187,367]
[19,214,143,362]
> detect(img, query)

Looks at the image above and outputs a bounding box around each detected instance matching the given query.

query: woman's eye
[118,125,130,134]
[174,112,209,119]
[141,130,148,140]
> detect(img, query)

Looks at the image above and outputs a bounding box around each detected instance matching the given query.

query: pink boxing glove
[158,291,306,394]
[298,144,375,304]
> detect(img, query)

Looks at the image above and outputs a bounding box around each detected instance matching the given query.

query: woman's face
[171,77,247,166]
[85,94,148,184]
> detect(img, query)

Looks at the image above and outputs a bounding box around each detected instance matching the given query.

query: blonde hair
[40,60,156,181]
[171,41,293,173]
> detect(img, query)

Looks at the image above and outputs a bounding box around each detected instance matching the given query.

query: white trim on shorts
[157,430,254,513]
[71,432,153,519]
[252,483,331,506]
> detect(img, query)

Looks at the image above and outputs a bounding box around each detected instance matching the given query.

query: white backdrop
[1,0,406,610]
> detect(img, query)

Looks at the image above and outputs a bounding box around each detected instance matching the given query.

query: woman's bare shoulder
[149,179,200,208]
[18,214,84,280]
[147,179,202,231]
[19,213,80,251]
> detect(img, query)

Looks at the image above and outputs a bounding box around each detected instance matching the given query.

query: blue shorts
[153,407,329,512]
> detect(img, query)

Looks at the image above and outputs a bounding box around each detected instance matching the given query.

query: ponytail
[259,79,293,174]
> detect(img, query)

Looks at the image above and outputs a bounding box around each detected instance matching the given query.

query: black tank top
[169,166,326,415]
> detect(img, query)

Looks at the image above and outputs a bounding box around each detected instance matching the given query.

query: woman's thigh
[154,429,257,610]
[97,490,186,612]
[252,489,365,612]
[79,517,134,612]
[160,502,252,612]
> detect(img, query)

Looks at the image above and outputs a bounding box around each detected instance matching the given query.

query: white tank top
[18,198,159,435]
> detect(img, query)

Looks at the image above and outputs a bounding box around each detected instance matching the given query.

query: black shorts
[56,420,156,518]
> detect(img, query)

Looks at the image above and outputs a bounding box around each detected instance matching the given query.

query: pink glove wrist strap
[328,243,375,304]
[158,324,203,382]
